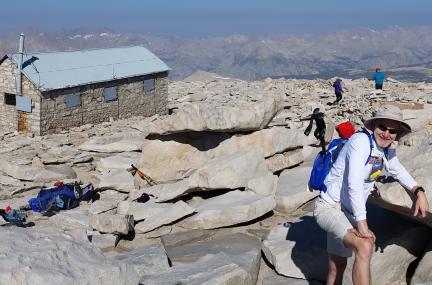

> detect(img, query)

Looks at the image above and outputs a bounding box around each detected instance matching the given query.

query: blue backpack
[28,182,94,214]
[308,130,373,192]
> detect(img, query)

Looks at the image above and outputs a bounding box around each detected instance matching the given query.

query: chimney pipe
[16,33,24,96]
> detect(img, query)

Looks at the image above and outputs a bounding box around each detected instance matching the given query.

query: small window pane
[65,92,81,108]
[144,79,155,92]
[5,93,16,105]
[103,86,118,102]
[16,96,32,112]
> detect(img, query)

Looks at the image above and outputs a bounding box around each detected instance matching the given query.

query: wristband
[414,187,425,196]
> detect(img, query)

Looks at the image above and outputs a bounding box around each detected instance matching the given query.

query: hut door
[18,111,29,133]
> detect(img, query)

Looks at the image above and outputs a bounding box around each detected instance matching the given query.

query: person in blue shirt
[373,67,385,90]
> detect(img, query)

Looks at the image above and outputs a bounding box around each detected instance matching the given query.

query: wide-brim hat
[364,104,411,141]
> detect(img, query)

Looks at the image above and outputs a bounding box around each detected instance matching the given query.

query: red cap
[336,121,356,139]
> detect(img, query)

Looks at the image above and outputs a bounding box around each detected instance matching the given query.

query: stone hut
[0,46,170,135]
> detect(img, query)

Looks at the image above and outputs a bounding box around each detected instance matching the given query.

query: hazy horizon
[2,0,432,37]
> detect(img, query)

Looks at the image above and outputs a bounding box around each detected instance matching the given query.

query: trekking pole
[128,164,158,186]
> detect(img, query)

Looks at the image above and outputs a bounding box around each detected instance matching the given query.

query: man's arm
[387,151,429,218]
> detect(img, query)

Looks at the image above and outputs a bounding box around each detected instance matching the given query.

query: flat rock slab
[141,252,252,285]
[0,160,77,182]
[89,200,118,215]
[97,155,138,171]
[0,227,139,285]
[180,190,275,229]
[50,207,91,230]
[138,127,319,183]
[90,233,117,250]
[112,244,170,279]
[164,232,261,284]
[262,213,328,280]
[275,167,318,214]
[97,170,135,193]
[146,95,282,135]
[132,200,195,233]
[145,150,271,202]
[90,213,134,235]
[78,134,144,152]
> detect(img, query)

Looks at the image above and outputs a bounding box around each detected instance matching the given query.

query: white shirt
[320,132,417,221]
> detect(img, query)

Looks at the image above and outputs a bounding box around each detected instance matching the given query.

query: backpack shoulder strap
[358,128,373,165]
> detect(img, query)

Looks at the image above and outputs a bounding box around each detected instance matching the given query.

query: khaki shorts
[313,196,356,257]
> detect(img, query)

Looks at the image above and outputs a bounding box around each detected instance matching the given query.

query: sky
[1,0,432,37]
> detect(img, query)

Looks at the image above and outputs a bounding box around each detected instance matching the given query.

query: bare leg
[343,232,374,285]
[327,254,347,285]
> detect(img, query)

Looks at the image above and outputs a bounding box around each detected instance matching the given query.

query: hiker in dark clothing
[304,108,326,153]
[373,67,385,90]
[332,79,343,105]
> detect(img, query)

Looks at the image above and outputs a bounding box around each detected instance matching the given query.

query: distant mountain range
[1,26,432,82]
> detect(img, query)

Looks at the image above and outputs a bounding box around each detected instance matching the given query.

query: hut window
[103,86,118,102]
[65,92,81,108]
[4,93,16,105]
[143,79,155,92]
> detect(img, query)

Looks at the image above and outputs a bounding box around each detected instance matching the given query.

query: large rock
[164,233,261,284]
[0,160,77,182]
[112,244,170,279]
[262,213,328,280]
[0,227,139,285]
[146,93,283,135]
[96,155,138,172]
[78,133,144,152]
[138,127,319,183]
[275,167,318,214]
[97,170,135,193]
[143,150,272,202]
[121,200,195,233]
[90,213,134,234]
[141,252,251,285]
[180,190,276,229]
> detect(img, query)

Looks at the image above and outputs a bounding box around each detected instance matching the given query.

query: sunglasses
[377,124,399,135]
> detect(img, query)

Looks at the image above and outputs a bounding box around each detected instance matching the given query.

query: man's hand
[350,220,376,242]
[413,191,429,218]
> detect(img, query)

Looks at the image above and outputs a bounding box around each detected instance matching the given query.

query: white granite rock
[133,201,195,233]
[262,214,328,280]
[180,190,276,229]
[0,227,139,285]
[78,133,144,152]
[0,160,77,182]
[275,167,318,214]
[145,150,271,202]
[112,244,170,279]
[97,170,135,193]
[90,213,134,235]
[141,252,251,285]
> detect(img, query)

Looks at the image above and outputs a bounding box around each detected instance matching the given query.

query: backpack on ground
[28,182,94,214]
[308,129,373,192]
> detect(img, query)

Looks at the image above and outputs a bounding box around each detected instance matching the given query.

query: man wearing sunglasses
[314,104,429,285]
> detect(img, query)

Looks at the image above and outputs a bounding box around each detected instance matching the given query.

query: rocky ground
[1,76,432,284]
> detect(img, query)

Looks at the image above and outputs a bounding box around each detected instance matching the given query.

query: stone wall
[40,72,168,135]
[0,57,41,134]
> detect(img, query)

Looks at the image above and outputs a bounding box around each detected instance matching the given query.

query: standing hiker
[313,105,429,285]
[332,78,344,105]
[304,108,326,153]
[373,67,385,90]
